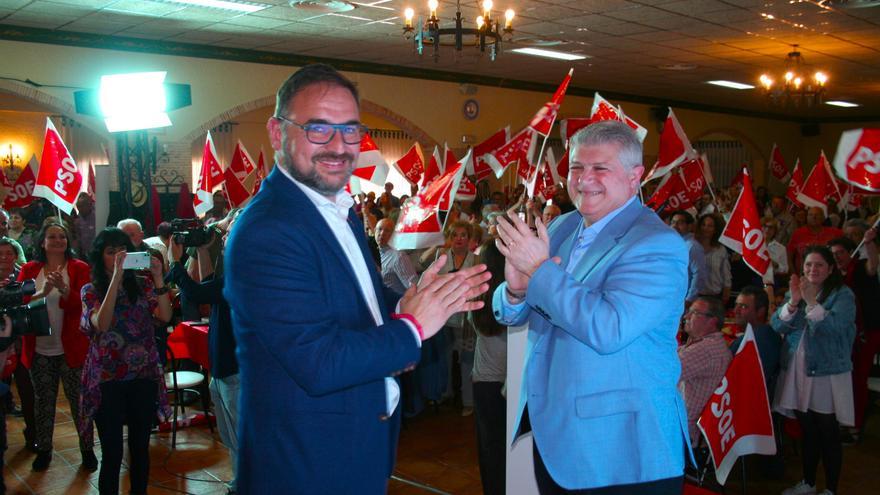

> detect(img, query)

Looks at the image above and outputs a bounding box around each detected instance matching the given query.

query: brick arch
[0,80,112,139]
[183,95,438,149]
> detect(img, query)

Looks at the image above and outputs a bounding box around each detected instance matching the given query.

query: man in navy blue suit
[224,64,489,494]
[494,121,691,494]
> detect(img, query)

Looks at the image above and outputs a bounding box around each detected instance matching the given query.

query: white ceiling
[1,0,879,121]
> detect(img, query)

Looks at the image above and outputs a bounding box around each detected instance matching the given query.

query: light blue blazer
[493,199,692,490]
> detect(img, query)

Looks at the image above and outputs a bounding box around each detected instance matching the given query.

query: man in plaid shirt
[678,296,733,444]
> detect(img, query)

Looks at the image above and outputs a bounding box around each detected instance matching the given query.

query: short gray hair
[569,120,642,170]
[116,218,142,231]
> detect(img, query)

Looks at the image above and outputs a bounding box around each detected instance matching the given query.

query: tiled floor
[3,394,879,494]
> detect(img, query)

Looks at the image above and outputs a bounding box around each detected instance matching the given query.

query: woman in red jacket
[18,222,96,472]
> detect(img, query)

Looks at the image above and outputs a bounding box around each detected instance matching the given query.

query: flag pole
[851,215,880,258]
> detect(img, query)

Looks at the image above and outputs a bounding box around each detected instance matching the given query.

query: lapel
[548,212,582,268]
[569,199,644,281]
[265,168,376,310]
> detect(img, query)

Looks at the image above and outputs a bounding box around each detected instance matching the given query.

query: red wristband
[391,313,424,341]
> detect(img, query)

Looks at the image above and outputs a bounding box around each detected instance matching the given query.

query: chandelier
[758,45,828,107]
[403,0,514,62]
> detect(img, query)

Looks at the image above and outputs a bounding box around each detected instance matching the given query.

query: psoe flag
[193,131,225,217]
[832,128,880,192]
[353,134,389,185]
[391,161,466,251]
[719,168,771,281]
[3,153,38,210]
[697,325,776,485]
[33,117,84,215]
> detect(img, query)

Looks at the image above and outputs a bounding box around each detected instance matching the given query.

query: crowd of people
[0,62,876,495]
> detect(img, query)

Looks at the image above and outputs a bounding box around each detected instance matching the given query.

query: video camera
[172,218,212,247]
[0,280,51,337]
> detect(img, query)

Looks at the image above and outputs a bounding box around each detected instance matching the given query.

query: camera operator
[167,209,241,494]
[0,236,36,454]
[17,223,95,472]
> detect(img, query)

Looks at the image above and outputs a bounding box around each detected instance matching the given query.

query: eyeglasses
[274,115,368,145]
[685,309,714,319]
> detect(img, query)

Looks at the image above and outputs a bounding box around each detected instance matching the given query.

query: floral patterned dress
[78,276,171,443]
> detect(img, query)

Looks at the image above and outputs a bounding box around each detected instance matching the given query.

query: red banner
[391,161,465,250]
[719,169,771,279]
[529,68,573,137]
[33,117,83,214]
[194,131,225,217]
[786,159,804,207]
[649,108,694,181]
[769,143,790,182]
[832,128,880,192]
[646,157,707,212]
[421,146,444,188]
[472,127,508,182]
[797,151,840,214]
[697,326,776,485]
[485,128,536,179]
[3,154,38,210]
[393,142,425,186]
[353,134,389,185]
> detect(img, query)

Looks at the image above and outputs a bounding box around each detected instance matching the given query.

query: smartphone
[122,252,151,270]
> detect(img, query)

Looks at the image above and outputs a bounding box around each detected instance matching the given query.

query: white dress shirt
[278,166,419,415]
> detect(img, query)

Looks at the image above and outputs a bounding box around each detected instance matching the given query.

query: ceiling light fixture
[758,44,828,107]
[707,80,755,90]
[826,100,860,108]
[510,47,587,61]
[402,0,514,62]
[165,0,270,13]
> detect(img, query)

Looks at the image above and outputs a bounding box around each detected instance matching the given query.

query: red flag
[176,181,197,219]
[786,159,804,207]
[797,151,839,214]
[485,128,537,178]
[646,158,707,212]
[769,143,790,183]
[228,141,256,181]
[532,149,558,201]
[391,161,466,250]
[421,146,444,188]
[33,117,83,214]
[832,128,880,192]
[456,176,477,202]
[650,108,695,181]
[729,167,745,188]
[588,94,647,142]
[86,160,96,201]
[553,152,570,184]
[223,169,253,208]
[472,127,509,182]
[193,131,225,217]
[720,168,771,279]
[354,134,389,185]
[529,68,573,137]
[697,326,776,485]
[3,154,38,210]
[252,148,266,196]
[393,142,425,186]
[559,118,591,148]
[440,149,472,210]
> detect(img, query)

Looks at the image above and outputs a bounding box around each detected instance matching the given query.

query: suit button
[379,414,390,421]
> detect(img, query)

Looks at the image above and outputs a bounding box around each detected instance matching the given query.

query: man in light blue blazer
[493,120,692,493]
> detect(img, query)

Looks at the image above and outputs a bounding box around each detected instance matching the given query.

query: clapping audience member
[18,223,95,472]
[168,212,242,493]
[772,245,856,495]
[678,296,732,444]
[80,228,172,495]
[828,230,878,443]
[696,213,732,305]
[469,240,507,495]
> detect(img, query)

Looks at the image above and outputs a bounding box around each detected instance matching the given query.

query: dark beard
[277,151,354,197]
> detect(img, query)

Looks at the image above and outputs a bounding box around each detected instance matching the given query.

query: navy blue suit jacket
[224,167,421,494]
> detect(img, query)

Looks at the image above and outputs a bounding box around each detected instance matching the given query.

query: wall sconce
[2,144,24,169]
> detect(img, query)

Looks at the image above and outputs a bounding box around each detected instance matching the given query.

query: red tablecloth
[168,321,210,370]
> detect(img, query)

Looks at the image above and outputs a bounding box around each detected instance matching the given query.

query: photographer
[17,223,95,472]
[168,209,241,493]
[80,228,172,495]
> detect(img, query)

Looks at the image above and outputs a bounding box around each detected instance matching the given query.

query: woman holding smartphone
[79,227,172,495]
